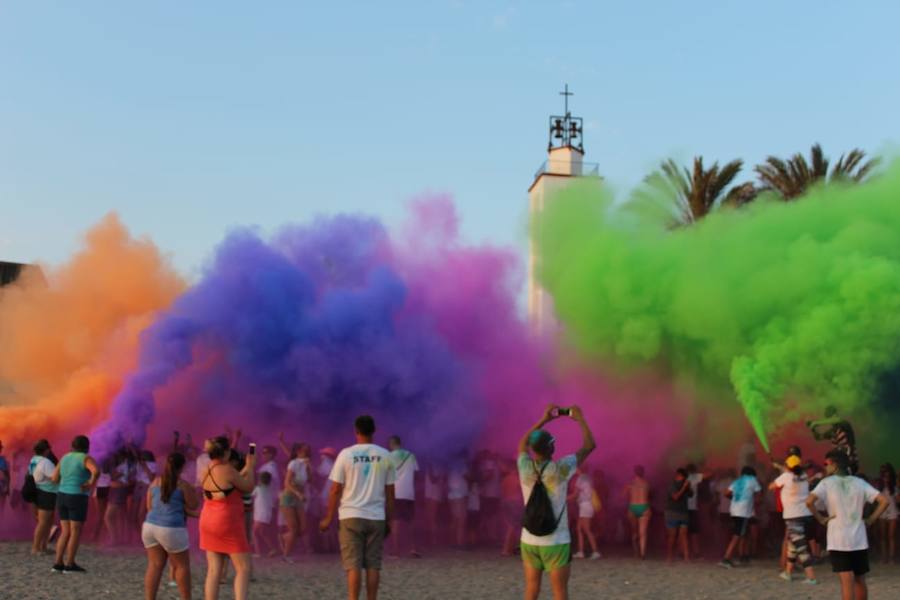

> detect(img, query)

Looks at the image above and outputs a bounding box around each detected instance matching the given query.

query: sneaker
[51,563,65,573]
[589,552,602,560]
[64,564,87,573]
[779,571,792,581]
[573,552,585,559]
[718,559,734,569]
[167,581,178,588]
[803,579,818,585]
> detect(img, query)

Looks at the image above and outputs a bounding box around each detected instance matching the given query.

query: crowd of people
[0,404,898,600]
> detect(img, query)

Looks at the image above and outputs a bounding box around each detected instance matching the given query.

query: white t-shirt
[575,473,593,506]
[518,453,578,546]
[814,475,882,551]
[318,456,335,501]
[729,475,761,518]
[447,466,469,500]
[258,460,281,498]
[286,458,310,488]
[30,456,56,491]
[881,489,898,520]
[775,471,813,519]
[481,458,502,499]
[389,449,418,501]
[425,469,445,500]
[252,484,275,524]
[137,461,157,485]
[329,444,396,521]
[468,483,481,511]
[687,473,704,511]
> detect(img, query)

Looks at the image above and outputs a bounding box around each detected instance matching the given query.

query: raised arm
[277,432,291,460]
[517,405,557,455]
[231,452,257,493]
[570,406,596,467]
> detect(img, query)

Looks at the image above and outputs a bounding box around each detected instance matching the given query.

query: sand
[4,542,900,600]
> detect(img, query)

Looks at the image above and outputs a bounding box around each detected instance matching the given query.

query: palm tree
[640,156,754,225]
[755,143,879,200]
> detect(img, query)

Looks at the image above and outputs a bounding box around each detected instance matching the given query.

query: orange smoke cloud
[0,214,184,449]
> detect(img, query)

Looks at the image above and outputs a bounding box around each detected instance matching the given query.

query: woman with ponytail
[142,452,199,600]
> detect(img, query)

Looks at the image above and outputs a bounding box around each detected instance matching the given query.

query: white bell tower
[527,85,598,333]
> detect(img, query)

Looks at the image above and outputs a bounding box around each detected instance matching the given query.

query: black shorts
[731,517,750,537]
[394,499,415,522]
[688,510,700,534]
[831,550,870,576]
[36,489,57,512]
[95,486,110,500]
[57,492,89,522]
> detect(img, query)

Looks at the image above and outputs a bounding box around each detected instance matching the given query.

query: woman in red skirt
[199,436,256,600]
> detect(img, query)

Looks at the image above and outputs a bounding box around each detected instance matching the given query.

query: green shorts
[521,542,571,572]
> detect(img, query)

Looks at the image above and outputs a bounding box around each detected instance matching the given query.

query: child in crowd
[665,468,692,562]
[719,466,761,568]
[252,471,277,557]
[569,467,601,559]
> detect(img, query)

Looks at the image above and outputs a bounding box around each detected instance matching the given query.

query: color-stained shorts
[280,490,306,510]
[521,542,571,572]
[142,522,190,554]
[339,518,386,571]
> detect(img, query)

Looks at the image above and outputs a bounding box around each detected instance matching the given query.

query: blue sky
[2,1,899,275]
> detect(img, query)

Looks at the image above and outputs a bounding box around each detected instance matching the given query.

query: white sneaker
[589,552,602,560]
[778,571,792,582]
[572,552,585,559]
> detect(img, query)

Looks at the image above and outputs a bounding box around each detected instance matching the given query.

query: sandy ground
[3,542,900,600]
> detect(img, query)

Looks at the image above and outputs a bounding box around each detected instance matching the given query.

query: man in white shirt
[387,435,419,558]
[807,449,888,600]
[320,416,396,600]
[517,405,596,600]
[769,455,816,583]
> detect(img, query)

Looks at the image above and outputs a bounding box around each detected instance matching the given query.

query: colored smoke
[0,214,184,446]
[533,163,900,461]
[90,197,564,460]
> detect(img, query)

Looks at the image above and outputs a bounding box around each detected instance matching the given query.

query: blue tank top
[58,452,90,496]
[146,485,186,528]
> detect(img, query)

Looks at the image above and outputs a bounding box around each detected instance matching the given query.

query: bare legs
[32,508,54,554]
[523,562,569,600]
[345,568,380,600]
[450,499,466,547]
[838,571,867,600]
[205,551,250,600]
[879,519,896,563]
[576,518,599,556]
[54,520,84,566]
[280,506,299,559]
[666,526,689,561]
[627,509,650,559]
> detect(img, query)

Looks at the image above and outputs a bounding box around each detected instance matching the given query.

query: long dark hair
[161,452,186,504]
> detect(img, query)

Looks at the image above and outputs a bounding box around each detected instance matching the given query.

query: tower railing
[533,160,600,180]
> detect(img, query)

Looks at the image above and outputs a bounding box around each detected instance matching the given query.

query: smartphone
[248,443,256,455]
[556,407,570,417]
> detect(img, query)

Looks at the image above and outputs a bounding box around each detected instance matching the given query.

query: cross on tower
[560,83,573,116]
[548,84,583,152]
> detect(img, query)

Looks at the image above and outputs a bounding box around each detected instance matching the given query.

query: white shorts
[141,522,190,554]
[579,502,595,519]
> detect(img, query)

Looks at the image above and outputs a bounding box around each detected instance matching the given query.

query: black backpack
[21,472,38,504]
[522,460,564,537]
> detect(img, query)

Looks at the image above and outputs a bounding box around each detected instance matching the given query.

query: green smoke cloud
[534,164,900,454]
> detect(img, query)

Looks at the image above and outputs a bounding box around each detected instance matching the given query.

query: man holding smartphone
[517,405,596,600]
